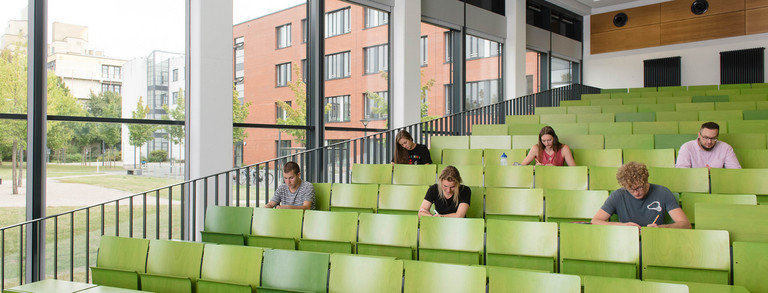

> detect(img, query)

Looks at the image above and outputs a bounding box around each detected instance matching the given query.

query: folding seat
[678,120,727,134]
[679,193,756,225]
[469,135,511,149]
[560,223,639,278]
[577,113,615,123]
[752,83,768,88]
[622,97,656,105]
[696,204,768,243]
[648,167,709,193]
[657,86,687,92]
[429,135,470,163]
[719,84,751,90]
[601,88,628,94]
[392,164,436,185]
[715,101,756,111]
[699,110,743,121]
[710,168,768,203]
[728,120,768,133]
[299,210,358,254]
[743,109,768,120]
[589,98,621,106]
[139,239,205,293]
[733,148,768,168]
[582,276,689,293]
[622,149,675,168]
[200,205,253,245]
[377,184,429,215]
[403,260,485,293]
[567,105,601,114]
[641,227,730,284]
[312,182,331,211]
[730,93,768,102]
[655,111,697,121]
[589,122,632,135]
[632,121,678,134]
[483,148,526,166]
[610,92,641,99]
[488,266,581,293]
[471,124,507,135]
[197,244,263,293]
[588,166,621,191]
[707,89,740,96]
[544,189,608,224]
[511,134,538,149]
[505,114,540,124]
[604,134,654,149]
[615,112,654,122]
[642,91,674,97]
[436,164,483,187]
[350,163,391,184]
[484,187,543,222]
[418,216,484,265]
[328,254,404,293]
[485,220,557,272]
[758,100,768,109]
[465,186,484,219]
[561,100,590,107]
[653,134,696,149]
[559,134,604,149]
[572,149,622,167]
[540,113,576,124]
[733,241,768,293]
[628,87,657,93]
[677,90,705,96]
[329,183,379,213]
[535,166,588,190]
[357,213,418,259]
[259,249,329,293]
[688,85,719,91]
[676,102,714,112]
[657,96,691,104]
[485,165,534,188]
[91,236,150,290]
[535,106,567,115]
[582,93,611,100]
[637,103,675,112]
[602,104,638,114]
[740,87,768,94]
[247,208,303,250]
[548,123,589,135]
[719,133,767,149]
[692,95,728,103]
[507,123,547,135]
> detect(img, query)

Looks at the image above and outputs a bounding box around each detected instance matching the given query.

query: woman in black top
[418,166,471,218]
[393,130,432,165]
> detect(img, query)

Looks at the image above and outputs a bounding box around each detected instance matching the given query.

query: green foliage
[363,70,438,126]
[232,86,251,143]
[66,153,83,163]
[48,73,85,161]
[148,150,168,162]
[127,97,158,161]
[276,64,330,145]
[162,88,185,147]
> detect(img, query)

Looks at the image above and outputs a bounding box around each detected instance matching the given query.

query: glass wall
[465,34,502,110]
[526,49,544,94]
[420,22,453,118]
[551,56,579,89]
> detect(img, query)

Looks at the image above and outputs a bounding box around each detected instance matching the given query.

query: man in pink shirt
[675,122,741,169]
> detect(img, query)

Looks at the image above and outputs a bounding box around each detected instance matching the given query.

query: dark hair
[283,161,301,175]
[537,126,563,152]
[394,130,414,164]
[700,122,720,131]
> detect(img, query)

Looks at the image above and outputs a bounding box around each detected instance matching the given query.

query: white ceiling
[544,0,673,15]
[572,0,646,9]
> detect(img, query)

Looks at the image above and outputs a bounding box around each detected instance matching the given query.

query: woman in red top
[520,126,576,166]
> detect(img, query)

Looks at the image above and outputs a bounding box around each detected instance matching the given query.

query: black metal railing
[0,83,598,289]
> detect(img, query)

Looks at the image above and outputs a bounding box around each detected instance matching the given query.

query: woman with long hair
[418,166,471,218]
[393,130,432,165]
[520,126,576,166]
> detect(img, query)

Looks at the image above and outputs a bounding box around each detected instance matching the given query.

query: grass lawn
[57,175,182,194]
[0,163,124,180]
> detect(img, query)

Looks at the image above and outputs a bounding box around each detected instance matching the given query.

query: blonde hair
[616,161,649,188]
[437,165,463,208]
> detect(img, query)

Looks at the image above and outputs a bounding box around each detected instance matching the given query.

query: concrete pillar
[505,0,527,99]
[391,0,422,128]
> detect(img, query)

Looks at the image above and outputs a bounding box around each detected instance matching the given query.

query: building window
[364,44,388,75]
[235,79,244,102]
[301,59,307,82]
[276,62,291,87]
[276,23,292,49]
[326,95,350,122]
[325,7,351,38]
[47,61,55,71]
[364,91,388,120]
[420,36,428,66]
[101,65,121,79]
[276,140,292,158]
[172,69,178,81]
[444,84,453,115]
[301,19,308,43]
[444,32,453,63]
[325,51,350,80]
[364,8,388,28]
[172,91,179,104]
[276,101,292,121]
[161,93,168,106]
[466,35,501,60]
[101,83,121,94]
[235,36,245,99]
[466,79,501,110]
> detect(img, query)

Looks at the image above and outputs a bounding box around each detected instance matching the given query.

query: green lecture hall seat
[733,241,768,293]
[535,166,589,190]
[485,220,558,272]
[312,182,331,211]
[559,134,605,149]
[632,121,679,134]
[601,88,628,94]
[758,100,768,109]
[589,98,622,106]
[197,244,263,293]
[247,208,303,250]
[648,167,710,193]
[731,93,768,102]
[677,90,704,96]
[357,213,418,259]
[679,193,756,226]
[728,120,768,133]
[505,114,540,124]
[676,102,715,112]
[577,113,615,123]
[472,124,508,135]
[438,164,483,187]
[719,84,751,90]
[589,122,632,135]
[548,123,589,135]
[139,239,205,293]
[637,103,675,113]
[611,92,642,99]
[689,85,719,91]
[377,184,429,215]
[602,104,638,114]
[90,236,150,290]
[429,135,470,163]
[719,133,767,149]
[679,120,728,135]
[350,163,391,184]
[488,266,581,293]
[540,113,577,124]
[392,164,437,185]
[743,109,768,120]
[657,96,692,104]
[483,149,527,166]
[641,227,731,285]
[259,249,329,293]
[329,183,379,213]
[708,89,741,96]
[559,223,639,279]
[511,134,539,149]
[615,112,655,122]
[328,254,404,293]
[604,134,654,149]
[653,134,696,150]
[561,100,591,107]
[403,260,486,293]
[484,165,534,188]
[484,187,544,222]
[629,87,657,93]
[508,123,547,135]
[692,95,729,103]
[582,93,611,100]
[418,216,485,265]
[544,189,608,224]
[465,186,485,219]
[572,149,622,167]
[710,168,768,203]
[733,149,768,168]
[535,106,568,115]
[658,85,687,92]
[567,105,602,114]
[588,166,621,191]
[299,210,359,254]
[699,110,743,121]
[655,111,698,122]
[715,101,756,111]
[695,203,768,243]
[469,135,512,149]
[582,276,689,293]
[622,97,657,105]
[200,205,253,245]
[622,149,676,168]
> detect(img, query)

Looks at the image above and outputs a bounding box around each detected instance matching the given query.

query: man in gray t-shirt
[264,162,315,210]
[592,162,690,229]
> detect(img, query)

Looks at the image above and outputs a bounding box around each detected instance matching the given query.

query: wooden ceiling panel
[661,11,746,45]
[746,0,768,9]
[747,7,768,34]
[661,0,745,22]
[591,25,661,54]
[591,4,660,34]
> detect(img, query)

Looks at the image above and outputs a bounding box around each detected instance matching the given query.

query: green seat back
[719,133,767,149]
[710,168,768,202]
[642,91,673,96]
[377,184,429,214]
[505,114,540,124]
[657,96,691,104]
[728,120,768,133]
[632,122,679,134]
[535,107,567,115]
[759,101,768,109]
[692,95,729,103]
[589,122,632,135]
[572,149,622,167]
[548,123,589,135]
[469,135,511,149]
[508,123,547,135]
[715,101,756,111]
[248,208,303,250]
[689,85,720,91]
[535,166,588,190]
[589,98,622,106]
[484,188,544,222]
[512,135,539,149]
[544,189,608,224]
[560,134,605,149]
[733,241,768,293]
[92,236,149,290]
[734,149,768,168]
[357,213,418,259]
[392,164,436,185]
[680,193,756,224]
[300,210,358,254]
[655,111,698,122]
[719,84,751,90]
[540,113,577,124]
[260,249,329,293]
[604,134,654,149]
[430,136,470,163]
[330,183,379,213]
[561,100,591,107]
[560,223,639,279]
[641,227,730,284]
[567,105,602,114]
[577,113,615,123]
[582,93,611,100]
[199,244,263,293]
[658,86,687,92]
[466,186,484,219]
[743,109,768,120]
[637,104,675,112]
[615,112,655,122]
[588,166,621,191]
[676,102,715,112]
[418,216,484,265]
[602,105,638,113]
[483,149,527,166]
[678,120,728,134]
[648,167,709,193]
[484,165,534,188]
[622,149,675,168]
[654,134,696,149]
[472,124,507,135]
[486,220,558,272]
[351,163,392,184]
[488,266,581,293]
[629,87,657,93]
[329,254,404,293]
[708,89,741,95]
[141,239,205,293]
[622,97,657,105]
[403,260,486,293]
[437,164,483,187]
[582,276,689,293]
[696,203,768,243]
[601,88,628,94]
[312,182,331,211]
[201,206,253,245]
[611,93,642,99]
[731,93,768,101]
[699,110,743,121]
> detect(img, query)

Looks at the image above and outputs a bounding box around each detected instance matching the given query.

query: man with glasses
[592,162,691,229]
[675,122,741,169]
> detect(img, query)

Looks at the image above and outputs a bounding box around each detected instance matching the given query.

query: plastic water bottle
[500,153,508,166]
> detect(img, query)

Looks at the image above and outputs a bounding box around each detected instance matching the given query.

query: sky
[0,0,305,60]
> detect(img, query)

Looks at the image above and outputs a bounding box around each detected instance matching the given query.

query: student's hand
[275,205,283,209]
[623,222,641,227]
[647,223,659,227]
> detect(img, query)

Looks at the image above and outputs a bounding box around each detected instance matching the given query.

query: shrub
[148,150,168,162]
[66,153,83,163]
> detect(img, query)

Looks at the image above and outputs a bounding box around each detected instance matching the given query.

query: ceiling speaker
[613,12,628,27]
[691,0,709,15]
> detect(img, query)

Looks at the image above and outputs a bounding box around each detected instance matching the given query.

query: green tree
[48,73,85,163]
[0,43,28,194]
[127,97,158,168]
[86,90,121,165]
[276,64,330,145]
[232,86,251,143]
[162,88,185,162]
[364,70,438,125]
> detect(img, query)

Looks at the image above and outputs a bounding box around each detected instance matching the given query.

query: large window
[465,34,502,110]
[551,56,579,88]
[101,83,121,93]
[234,36,245,100]
[326,95,350,122]
[444,32,453,63]
[364,7,388,28]
[526,49,544,94]
[420,36,428,66]
[364,91,388,120]
[364,44,388,74]
[276,23,292,49]
[467,35,501,60]
[101,65,121,79]
[326,51,350,80]
[276,101,291,121]
[466,79,501,109]
[276,62,291,87]
[325,7,350,38]
[422,22,454,118]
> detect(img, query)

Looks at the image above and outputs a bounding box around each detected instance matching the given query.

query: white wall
[583,14,768,88]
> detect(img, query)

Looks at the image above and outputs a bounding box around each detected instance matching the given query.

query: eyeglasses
[626,184,647,193]
[700,135,718,142]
